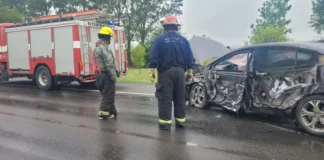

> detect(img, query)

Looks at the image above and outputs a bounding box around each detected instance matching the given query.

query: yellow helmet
[98,26,114,37]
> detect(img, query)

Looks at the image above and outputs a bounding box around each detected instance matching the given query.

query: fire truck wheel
[36,66,53,91]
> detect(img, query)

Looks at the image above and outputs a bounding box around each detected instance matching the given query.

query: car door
[249,46,319,109]
[208,50,252,112]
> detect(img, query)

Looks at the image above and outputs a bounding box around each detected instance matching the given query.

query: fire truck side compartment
[30,28,52,58]
[7,31,29,70]
[54,26,75,74]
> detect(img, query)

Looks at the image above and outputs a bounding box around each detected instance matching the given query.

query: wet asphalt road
[0,80,324,160]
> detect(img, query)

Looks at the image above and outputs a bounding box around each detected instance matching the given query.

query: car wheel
[295,95,324,137]
[36,66,53,91]
[189,83,208,109]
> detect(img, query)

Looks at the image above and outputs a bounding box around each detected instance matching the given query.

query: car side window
[255,47,296,70]
[214,52,249,72]
[296,49,318,67]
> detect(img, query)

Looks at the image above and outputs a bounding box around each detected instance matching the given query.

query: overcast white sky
[179,0,321,47]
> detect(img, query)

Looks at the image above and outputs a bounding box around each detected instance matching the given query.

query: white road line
[186,142,198,147]
[256,121,307,135]
[0,83,155,97]
[63,88,155,96]
[116,91,155,96]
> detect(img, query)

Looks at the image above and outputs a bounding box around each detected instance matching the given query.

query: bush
[131,44,146,75]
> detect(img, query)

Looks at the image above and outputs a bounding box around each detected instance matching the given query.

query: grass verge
[117,68,157,84]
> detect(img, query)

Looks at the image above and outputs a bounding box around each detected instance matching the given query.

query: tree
[0,7,23,23]
[104,0,141,66]
[251,0,292,33]
[249,26,290,45]
[52,0,105,14]
[26,0,53,17]
[68,0,104,11]
[136,0,183,45]
[105,0,183,66]
[131,44,146,75]
[248,0,292,44]
[0,0,26,13]
[310,0,324,34]
[52,0,74,14]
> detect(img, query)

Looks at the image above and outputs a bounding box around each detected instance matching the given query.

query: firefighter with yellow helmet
[94,26,118,120]
[149,15,196,130]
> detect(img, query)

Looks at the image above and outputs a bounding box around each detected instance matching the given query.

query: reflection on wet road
[0,80,324,160]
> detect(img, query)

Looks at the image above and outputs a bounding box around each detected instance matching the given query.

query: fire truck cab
[0,10,128,90]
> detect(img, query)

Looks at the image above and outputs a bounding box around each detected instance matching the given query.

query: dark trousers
[95,72,117,113]
[155,67,186,125]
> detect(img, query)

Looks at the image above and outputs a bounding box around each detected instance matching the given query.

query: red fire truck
[0,10,128,91]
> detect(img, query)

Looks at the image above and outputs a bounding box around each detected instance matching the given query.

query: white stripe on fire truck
[0,45,7,52]
[73,41,81,49]
[122,44,126,50]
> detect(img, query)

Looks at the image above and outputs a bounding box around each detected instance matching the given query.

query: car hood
[189,36,229,64]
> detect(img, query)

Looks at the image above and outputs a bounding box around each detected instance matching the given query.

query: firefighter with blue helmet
[148,15,196,130]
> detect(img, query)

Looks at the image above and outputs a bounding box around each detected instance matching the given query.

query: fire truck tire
[35,66,53,91]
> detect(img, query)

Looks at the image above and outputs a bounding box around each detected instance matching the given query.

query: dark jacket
[149,32,196,72]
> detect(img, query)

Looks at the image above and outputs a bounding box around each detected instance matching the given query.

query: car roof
[234,41,324,54]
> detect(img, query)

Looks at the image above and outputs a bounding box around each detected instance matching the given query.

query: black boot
[159,124,171,130]
[110,109,118,119]
[176,122,185,129]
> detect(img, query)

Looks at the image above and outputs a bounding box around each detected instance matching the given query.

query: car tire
[295,95,324,137]
[189,83,208,109]
[35,66,53,91]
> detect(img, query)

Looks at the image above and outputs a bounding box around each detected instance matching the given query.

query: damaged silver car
[187,41,324,137]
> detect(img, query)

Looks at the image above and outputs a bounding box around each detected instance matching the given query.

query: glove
[115,68,120,78]
[185,69,193,82]
[148,68,156,82]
